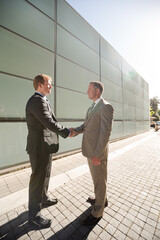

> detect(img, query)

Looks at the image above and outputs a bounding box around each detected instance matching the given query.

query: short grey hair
[90,81,104,94]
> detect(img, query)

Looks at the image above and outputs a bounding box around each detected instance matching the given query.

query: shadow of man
[0,207,101,240]
[47,206,101,240]
[0,211,41,240]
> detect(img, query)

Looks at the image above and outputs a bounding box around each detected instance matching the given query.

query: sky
[66,0,160,100]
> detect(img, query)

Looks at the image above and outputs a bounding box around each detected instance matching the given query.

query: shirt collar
[35,91,47,100]
[94,96,102,106]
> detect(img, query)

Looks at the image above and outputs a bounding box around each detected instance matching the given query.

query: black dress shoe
[42,198,58,208]
[82,214,101,225]
[28,215,51,228]
[87,197,108,207]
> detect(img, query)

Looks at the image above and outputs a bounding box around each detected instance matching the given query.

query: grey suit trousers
[28,149,52,217]
[87,158,107,218]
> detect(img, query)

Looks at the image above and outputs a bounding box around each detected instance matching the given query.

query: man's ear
[38,82,42,89]
[96,88,100,96]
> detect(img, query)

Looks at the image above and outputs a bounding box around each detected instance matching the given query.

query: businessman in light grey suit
[72,81,114,225]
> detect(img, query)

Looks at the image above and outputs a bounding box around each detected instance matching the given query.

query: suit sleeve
[74,123,85,133]
[94,104,114,158]
[27,97,69,138]
[74,108,90,133]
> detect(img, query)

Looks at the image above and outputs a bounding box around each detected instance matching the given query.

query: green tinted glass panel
[0,0,55,51]
[102,78,122,103]
[0,123,28,169]
[101,57,121,86]
[58,121,83,153]
[101,37,121,69]
[123,90,136,107]
[123,105,136,120]
[122,58,136,77]
[0,74,32,118]
[0,28,54,79]
[0,74,54,118]
[114,103,123,120]
[0,73,54,118]
[57,26,99,74]
[111,121,124,140]
[27,0,55,20]
[56,55,99,93]
[57,0,99,52]
[124,121,136,136]
[56,88,90,119]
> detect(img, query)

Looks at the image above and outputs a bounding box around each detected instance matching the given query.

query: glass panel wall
[0,0,149,169]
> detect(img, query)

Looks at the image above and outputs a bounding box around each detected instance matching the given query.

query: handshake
[69,128,78,137]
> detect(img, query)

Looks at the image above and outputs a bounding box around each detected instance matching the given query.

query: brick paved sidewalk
[0,131,160,240]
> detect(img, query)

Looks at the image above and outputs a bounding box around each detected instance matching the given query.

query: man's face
[87,83,98,100]
[39,78,52,96]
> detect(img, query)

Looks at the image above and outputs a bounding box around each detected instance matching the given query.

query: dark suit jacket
[26,93,69,154]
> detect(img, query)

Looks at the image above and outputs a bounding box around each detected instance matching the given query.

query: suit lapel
[84,99,103,125]
[34,93,57,122]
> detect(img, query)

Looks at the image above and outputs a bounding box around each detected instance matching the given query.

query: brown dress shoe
[87,197,108,207]
[82,214,101,225]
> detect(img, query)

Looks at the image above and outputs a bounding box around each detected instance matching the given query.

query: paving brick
[143,222,156,235]
[125,212,135,222]
[137,212,147,222]
[127,229,139,240]
[56,229,70,240]
[55,213,66,223]
[92,224,103,235]
[114,212,124,222]
[118,223,129,235]
[114,229,126,240]
[30,230,43,240]
[105,223,116,236]
[98,218,107,228]
[87,230,99,240]
[70,230,84,240]
[148,212,159,221]
[131,223,142,235]
[63,224,77,236]
[141,229,153,240]
[154,228,160,238]
[125,237,132,240]
[121,218,132,229]
[99,230,112,240]
[152,236,160,240]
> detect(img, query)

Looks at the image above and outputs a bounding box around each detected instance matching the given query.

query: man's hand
[92,156,101,165]
[69,128,78,137]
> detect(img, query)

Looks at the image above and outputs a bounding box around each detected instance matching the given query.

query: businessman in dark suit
[26,74,70,228]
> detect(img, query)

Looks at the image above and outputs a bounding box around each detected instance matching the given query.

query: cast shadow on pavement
[48,206,100,240]
[0,211,31,240]
[0,207,100,240]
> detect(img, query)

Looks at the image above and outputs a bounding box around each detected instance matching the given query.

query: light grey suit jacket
[74,98,114,160]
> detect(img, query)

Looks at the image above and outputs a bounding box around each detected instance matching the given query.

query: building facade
[0,0,149,169]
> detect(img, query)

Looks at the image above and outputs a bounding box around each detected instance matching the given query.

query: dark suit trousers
[28,149,52,217]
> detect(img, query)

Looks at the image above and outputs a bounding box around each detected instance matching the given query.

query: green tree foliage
[150,96,160,114]
[150,106,154,116]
